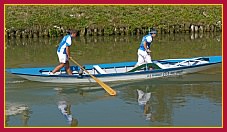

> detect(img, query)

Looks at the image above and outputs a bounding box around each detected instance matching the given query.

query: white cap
[149,30,157,34]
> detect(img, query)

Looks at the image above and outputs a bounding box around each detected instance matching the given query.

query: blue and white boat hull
[6,56,222,83]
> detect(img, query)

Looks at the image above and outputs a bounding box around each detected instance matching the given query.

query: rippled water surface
[5,33,222,127]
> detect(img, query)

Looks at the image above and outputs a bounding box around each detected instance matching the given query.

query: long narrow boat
[6,56,222,83]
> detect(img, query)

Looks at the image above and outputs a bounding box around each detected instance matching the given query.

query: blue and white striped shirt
[139,34,153,51]
[57,35,72,54]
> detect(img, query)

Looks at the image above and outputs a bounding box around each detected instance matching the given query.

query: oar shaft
[70,57,117,96]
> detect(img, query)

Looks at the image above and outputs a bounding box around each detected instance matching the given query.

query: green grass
[5,5,222,35]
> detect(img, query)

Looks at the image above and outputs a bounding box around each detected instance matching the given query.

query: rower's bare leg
[65,61,72,75]
[52,63,65,74]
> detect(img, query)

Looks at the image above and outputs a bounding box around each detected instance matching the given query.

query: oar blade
[96,80,117,96]
[91,75,116,96]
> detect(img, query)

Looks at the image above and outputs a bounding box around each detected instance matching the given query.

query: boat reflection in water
[137,89,155,121]
[57,101,78,127]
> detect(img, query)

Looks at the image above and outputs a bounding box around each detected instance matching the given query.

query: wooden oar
[69,57,117,96]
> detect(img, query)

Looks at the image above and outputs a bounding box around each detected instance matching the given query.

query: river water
[5,32,222,127]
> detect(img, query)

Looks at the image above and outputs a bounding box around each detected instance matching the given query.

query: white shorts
[136,49,152,66]
[57,52,68,64]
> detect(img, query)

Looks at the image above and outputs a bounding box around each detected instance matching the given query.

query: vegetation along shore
[5,5,222,38]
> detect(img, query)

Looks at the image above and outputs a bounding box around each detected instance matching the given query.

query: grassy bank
[5,5,222,37]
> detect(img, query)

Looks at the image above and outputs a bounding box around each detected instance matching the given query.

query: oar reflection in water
[137,89,155,121]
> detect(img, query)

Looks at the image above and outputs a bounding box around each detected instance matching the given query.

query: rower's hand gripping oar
[69,57,117,96]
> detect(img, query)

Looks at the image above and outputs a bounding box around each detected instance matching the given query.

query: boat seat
[153,62,168,69]
[174,59,209,67]
[154,58,209,69]
[93,65,107,74]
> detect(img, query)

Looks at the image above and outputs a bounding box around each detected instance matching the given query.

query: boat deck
[40,58,210,76]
